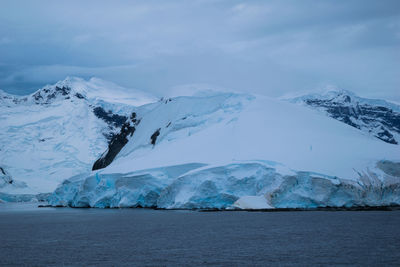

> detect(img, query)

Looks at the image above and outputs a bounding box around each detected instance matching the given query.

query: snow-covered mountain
[0,77,155,196]
[290,89,400,145]
[47,87,400,209]
[2,78,398,208]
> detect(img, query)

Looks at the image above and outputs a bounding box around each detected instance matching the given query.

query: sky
[0,0,399,101]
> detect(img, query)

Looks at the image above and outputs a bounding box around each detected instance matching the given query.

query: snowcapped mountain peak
[49,76,81,88]
[290,89,400,144]
[30,79,78,105]
[291,88,399,111]
[0,77,158,194]
[318,89,356,103]
[0,76,156,107]
[29,77,157,106]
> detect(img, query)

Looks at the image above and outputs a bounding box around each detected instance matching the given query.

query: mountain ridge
[290,89,400,144]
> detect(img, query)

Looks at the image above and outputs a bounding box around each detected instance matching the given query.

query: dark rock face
[74,93,85,99]
[92,106,132,143]
[30,86,89,104]
[1,85,83,105]
[93,107,127,128]
[92,113,139,171]
[303,94,400,145]
[32,86,73,104]
[150,128,161,145]
[0,167,13,184]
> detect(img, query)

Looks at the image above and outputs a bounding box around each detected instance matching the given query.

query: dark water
[0,204,399,266]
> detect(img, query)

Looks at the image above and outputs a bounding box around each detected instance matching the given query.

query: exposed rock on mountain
[291,90,400,144]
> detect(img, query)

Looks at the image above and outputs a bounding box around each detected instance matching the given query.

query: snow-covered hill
[0,77,155,196]
[48,89,400,209]
[290,89,400,145]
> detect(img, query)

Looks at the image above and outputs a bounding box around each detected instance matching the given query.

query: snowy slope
[49,90,400,209]
[0,77,155,196]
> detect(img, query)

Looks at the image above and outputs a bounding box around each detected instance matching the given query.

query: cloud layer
[1,0,399,100]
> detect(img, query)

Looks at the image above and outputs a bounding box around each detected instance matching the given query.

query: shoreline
[35,204,400,212]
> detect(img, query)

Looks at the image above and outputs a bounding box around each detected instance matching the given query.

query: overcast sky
[1,0,399,100]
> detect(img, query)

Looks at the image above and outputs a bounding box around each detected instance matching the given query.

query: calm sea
[0,203,399,266]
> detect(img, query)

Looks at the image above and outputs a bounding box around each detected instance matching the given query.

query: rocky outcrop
[0,167,13,185]
[0,166,27,191]
[32,86,74,104]
[294,91,400,144]
[92,113,140,171]
[150,128,161,145]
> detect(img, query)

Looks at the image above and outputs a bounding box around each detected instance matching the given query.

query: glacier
[48,160,400,209]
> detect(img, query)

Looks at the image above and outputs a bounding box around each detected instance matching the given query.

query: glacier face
[48,161,400,209]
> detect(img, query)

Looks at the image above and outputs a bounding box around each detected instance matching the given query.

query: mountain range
[1,77,399,209]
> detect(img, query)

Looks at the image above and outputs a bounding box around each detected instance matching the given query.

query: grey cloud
[0,0,399,100]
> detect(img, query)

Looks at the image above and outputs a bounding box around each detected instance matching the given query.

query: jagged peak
[306,88,357,105]
[287,86,400,112]
[5,77,156,106]
[283,86,354,101]
[33,76,110,99]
